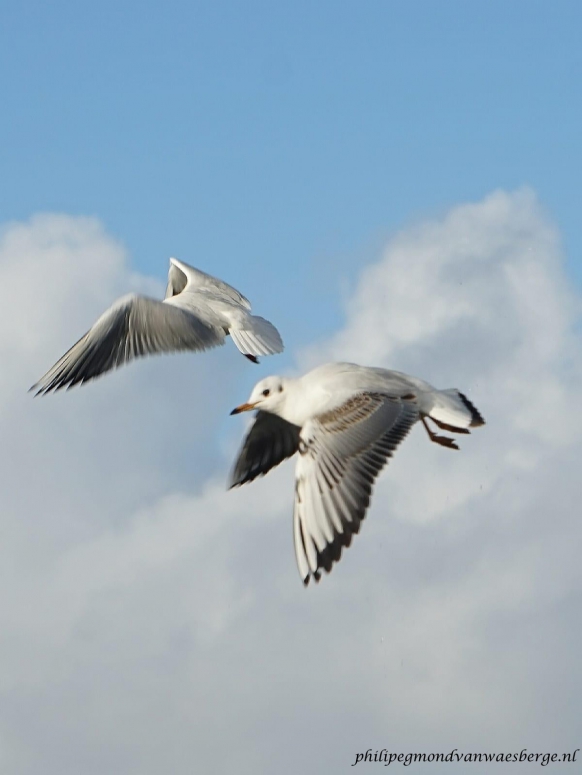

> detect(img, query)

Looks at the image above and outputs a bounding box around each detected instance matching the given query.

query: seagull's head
[230,375,287,416]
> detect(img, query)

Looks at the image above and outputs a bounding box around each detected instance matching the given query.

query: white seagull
[32,258,284,395]
[229,362,485,586]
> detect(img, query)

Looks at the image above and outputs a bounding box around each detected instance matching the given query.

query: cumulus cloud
[0,193,580,774]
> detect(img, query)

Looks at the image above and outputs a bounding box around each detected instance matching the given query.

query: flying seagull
[31,258,284,395]
[229,362,484,586]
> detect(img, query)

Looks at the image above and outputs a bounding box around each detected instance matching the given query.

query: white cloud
[0,194,580,774]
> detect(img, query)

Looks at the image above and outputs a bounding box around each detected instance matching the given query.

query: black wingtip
[29,383,45,397]
[244,354,259,364]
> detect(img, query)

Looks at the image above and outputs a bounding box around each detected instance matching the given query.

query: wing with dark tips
[32,294,224,395]
[293,393,419,586]
[229,410,300,488]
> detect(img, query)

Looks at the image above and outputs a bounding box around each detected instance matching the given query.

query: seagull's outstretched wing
[229,410,300,487]
[31,293,224,395]
[293,392,419,585]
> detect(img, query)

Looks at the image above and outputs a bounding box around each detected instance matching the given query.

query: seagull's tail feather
[424,389,485,431]
[229,315,284,358]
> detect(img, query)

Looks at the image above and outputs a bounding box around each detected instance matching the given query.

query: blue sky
[1,5,582,773]
[2,0,581,347]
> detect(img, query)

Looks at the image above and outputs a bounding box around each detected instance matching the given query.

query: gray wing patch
[229,411,300,488]
[31,294,224,395]
[293,393,419,586]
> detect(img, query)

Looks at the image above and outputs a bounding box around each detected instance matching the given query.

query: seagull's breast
[280,380,356,428]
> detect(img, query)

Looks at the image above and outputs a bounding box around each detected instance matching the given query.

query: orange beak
[230,401,257,415]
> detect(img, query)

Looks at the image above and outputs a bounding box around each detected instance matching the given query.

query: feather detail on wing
[229,411,300,487]
[31,293,224,395]
[293,393,419,585]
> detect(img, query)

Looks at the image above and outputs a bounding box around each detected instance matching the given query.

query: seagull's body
[230,362,485,586]
[32,258,284,395]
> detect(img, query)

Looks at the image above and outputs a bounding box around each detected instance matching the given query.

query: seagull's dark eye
[262,388,270,397]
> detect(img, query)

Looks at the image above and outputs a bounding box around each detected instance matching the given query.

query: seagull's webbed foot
[421,417,459,450]
[432,434,460,450]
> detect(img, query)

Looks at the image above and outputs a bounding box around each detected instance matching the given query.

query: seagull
[31,258,284,395]
[229,362,484,586]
